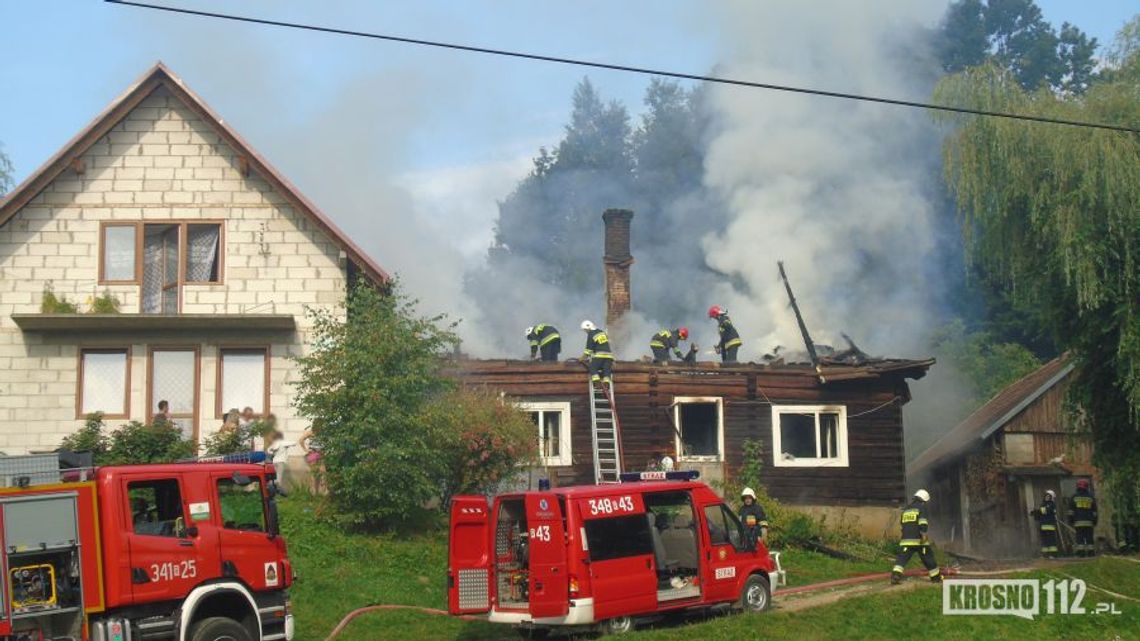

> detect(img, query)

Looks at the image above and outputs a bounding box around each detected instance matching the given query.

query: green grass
[279,496,1139,641]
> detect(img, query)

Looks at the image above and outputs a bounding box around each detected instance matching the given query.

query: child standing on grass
[265,430,295,489]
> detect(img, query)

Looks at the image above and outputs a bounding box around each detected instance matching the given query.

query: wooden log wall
[451,360,927,507]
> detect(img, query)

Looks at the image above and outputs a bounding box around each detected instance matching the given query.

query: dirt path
[776,579,930,612]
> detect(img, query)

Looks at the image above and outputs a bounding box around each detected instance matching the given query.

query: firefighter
[580,320,614,386]
[739,487,769,545]
[1030,490,1059,557]
[1068,480,1098,557]
[525,324,561,361]
[708,306,743,363]
[891,489,942,584]
[650,327,689,364]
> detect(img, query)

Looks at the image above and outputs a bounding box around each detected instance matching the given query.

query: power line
[106,0,1138,134]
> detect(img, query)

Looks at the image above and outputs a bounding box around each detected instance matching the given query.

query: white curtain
[81,351,127,414]
[221,351,266,414]
[186,225,220,282]
[142,230,164,314]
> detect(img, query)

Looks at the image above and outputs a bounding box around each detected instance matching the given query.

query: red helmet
[1077,479,1090,490]
[677,327,689,340]
[707,305,723,319]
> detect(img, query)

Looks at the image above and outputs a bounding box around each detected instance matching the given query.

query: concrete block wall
[0,86,350,456]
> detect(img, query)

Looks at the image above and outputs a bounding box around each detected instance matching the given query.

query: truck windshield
[217,478,266,532]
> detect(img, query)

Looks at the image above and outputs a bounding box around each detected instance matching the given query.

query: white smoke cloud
[699,1,949,358]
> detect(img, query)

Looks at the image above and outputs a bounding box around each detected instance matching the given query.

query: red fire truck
[448,471,784,635]
[0,453,292,641]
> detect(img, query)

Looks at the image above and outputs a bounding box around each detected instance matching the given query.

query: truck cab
[448,472,780,634]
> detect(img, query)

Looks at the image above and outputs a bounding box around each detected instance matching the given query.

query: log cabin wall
[451,359,929,508]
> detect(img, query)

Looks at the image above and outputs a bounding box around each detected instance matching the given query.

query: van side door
[700,502,748,603]
[525,494,569,619]
[448,496,492,615]
[579,494,658,620]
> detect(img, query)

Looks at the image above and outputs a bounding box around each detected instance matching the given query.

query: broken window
[674,397,723,461]
[517,401,571,467]
[771,406,848,467]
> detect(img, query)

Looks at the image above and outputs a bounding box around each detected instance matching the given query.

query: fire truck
[447,471,785,635]
[0,452,292,641]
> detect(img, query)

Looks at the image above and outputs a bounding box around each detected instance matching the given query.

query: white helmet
[581,320,596,332]
[913,489,930,502]
[1045,490,1056,500]
[524,326,534,336]
[741,487,757,499]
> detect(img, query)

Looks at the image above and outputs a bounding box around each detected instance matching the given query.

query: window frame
[126,478,188,538]
[673,396,725,462]
[99,222,142,284]
[770,404,849,468]
[517,400,572,467]
[76,346,132,419]
[215,477,268,532]
[146,345,201,442]
[215,346,271,419]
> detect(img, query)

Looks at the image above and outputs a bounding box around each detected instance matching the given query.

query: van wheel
[599,616,634,635]
[739,574,771,613]
[190,617,251,641]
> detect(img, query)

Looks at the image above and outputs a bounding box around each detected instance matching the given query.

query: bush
[292,281,460,530]
[201,427,249,456]
[59,415,195,465]
[87,290,121,314]
[41,285,78,313]
[60,413,110,460]
[421,387,538,506]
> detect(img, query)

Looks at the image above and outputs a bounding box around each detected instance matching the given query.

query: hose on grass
[322,605,480,641]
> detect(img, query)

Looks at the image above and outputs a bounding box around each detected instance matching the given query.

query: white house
[0,62,388,456]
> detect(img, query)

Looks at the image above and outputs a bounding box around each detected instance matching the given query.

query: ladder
[589,379,624,484]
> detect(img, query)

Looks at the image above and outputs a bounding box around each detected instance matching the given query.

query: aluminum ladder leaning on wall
[588,379,624,484]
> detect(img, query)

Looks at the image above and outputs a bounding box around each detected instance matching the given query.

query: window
[218,348,269,417]
[703,504,744,549]
[100,224,138,282]
[673,397,724,461]
[518,401,571,467]
[584,514,654,562]
[78,348,130,418]
[149,348,199,440]
[771,405,848,467]
[217,478,266,532]
[128,479,186,537]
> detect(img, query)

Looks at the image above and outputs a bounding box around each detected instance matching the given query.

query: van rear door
[525,494,569,618]
[448,496,492,615]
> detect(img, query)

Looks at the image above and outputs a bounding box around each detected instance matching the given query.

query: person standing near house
[739,487,769,545]
[154,400,171,424]
[1030,490,1060,557]
[1068,480,1098,557]
[649,327,688,364]
[264,430,295,489]
[891,489,942,584]
[707,306,743,363]
[300,428,324,494]
[239,406,257,431]
[526,324,562,361]
[580,320,614,386]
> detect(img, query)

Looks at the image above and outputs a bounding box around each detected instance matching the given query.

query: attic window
[771,405,848,467]
[674,397,724,462]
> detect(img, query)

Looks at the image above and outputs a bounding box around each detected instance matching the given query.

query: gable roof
[0,61,389,284]
[908,355,1073,478]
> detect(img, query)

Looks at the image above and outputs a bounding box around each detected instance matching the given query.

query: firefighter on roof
[580,320,614,385]
[1068,479,1098,557]
[1031,490,1059,557]
[891,489,942,584]
[708,306,743,363]
[525,324,561,361]
[650,327,688,364]
[739,487,769,545]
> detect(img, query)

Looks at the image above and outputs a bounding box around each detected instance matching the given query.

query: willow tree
[933,27,1140,535]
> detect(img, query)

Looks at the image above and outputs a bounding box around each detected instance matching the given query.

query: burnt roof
[908,356,1073,478]
[0,62,389,284]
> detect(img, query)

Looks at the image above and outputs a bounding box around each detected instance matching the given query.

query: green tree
[292,281,460,529]
[0,143,13,195]
[929,319,1043,407]
[937,0,1098,94]
[933,18,1140,529]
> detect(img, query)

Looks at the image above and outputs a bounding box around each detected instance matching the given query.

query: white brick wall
[0,87,351,455]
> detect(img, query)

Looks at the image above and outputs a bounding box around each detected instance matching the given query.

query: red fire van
[447,471,783,634]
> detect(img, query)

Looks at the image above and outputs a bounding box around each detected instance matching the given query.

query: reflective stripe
[899,539,922,547]
[724,338,743,348]
[917,519,929,526]
[591,353,615,359]
[1040,525,1056,531]
[650,341,666,348]
[1042,546,1058,552]
[539,333,560,346]
[892,565,904,574]
[529,340,539,346]
[928,568,941,577]
[1074,521,1094,527]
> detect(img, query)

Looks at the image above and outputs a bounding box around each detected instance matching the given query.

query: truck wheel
[739,574,771,613]
[190,617,251,641]
[599,616,634,635]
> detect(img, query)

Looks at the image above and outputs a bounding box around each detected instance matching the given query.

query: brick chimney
[602,208,634,343]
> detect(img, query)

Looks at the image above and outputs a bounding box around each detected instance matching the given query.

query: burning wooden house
[454,209,934,536]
